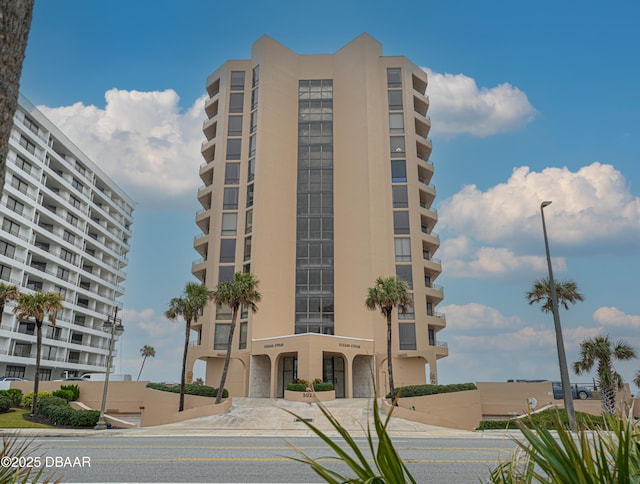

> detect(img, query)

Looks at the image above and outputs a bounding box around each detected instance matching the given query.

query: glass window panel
[221,213,237,236]
[249,134,256,157]
[398,295,415,320]
[395,265,413,290]
[394,238,411,262]
[243,236,252,261]
[248,158,255,182]
[392,185,408,208]
[251,88,259,109]
[229,93,244,113]
[390,137,405,157]
[214,323,231,349]
[250,111,258,133]
[224,162,240,184]
[230,71,245,91]
[227,116,243,136]
[246,183,254,207]
[223,187,238,209]
[252,65,259,87]
[388,90,403,110]
[387,68,402,88]
[219,239,236,263]
[399,323,417,350]
[218,266,234,283]
[391,160,407,182]
[245,210,253,234]
[226,138,241,160]
[393,211,410,234]
[239,322,247,349]
[389,113,404,133]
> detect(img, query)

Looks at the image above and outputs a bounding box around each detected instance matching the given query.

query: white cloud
[593,307,640,328]
[423,68,537,137]
[439,302,522,330]
[39,89,207,209]
[440,162,640,251]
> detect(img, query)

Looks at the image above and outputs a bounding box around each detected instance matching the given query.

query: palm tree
[0,0,34,196]
[165,282,212,412]
[13,291,64,414]
[573,335,637,416]
[0,282,20,323]
[526,278,584,313]
[211,272,261,405]
[136,345,156,381]
[365,276,412,400]
[634,370,640,390]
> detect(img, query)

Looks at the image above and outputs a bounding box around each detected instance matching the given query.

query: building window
[77,297,89,308]
[216,303,232,320]
[395,265,413,290]
[72,178,83,192]
[221,213,238,236]
[66,213,79,227]
[389,113,404,133]
[219,239,236,263]
[23,116,39,135]
[387,68,402,88]
[251,88,259,109]
[75,162,86,176]
[60,248,74,264]
[398,295,415,320]
[227,116,243,136]
[252,65,259,87]
[0,264,11,281]
[2,219,20,237]
[19,135,35,154]
[429,328,436,345]
[393,211,410,234]
[229,93,244,113]
[224,162,240,184]
[6,197,24,216]
[427,301,434,316]
[399,323,417,350]
[239,322,247,349]
[223,187,239,209]
[243,236,252,261]
[250,111,257,133]
[218,265,234,283]
[70,196,81,209]
[11,176,28,194]
[245,210,253,234]
[63,230,75,244]
[390,137,405,157]
[388,90,403,111]
[249,134,256,157]
[15,155,32,174]
[248,158,255,182]
[226,139,241,160]
[5,365,25,378]
[394,238,411,262]
[391,160,407,182]
[214,323,231,349]
[246,184,254,207]
[56,267,70,282]
[230,71,245,91]
[392,185,408,208]
[0,241,16,258]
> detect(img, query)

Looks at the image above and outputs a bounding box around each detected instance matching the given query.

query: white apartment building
[0,95,134,381]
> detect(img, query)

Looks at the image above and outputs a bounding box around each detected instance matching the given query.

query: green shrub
[389,383,477,399]
[286,383,307,392]
[22,391,52,409]
[0,388,22,407]
[146,382,228,398]
[60,384,80,401]
[52,389,74,402]
[286,381,334,392]
[312,382,334,392]
[70,410,99,427]
[477,409,606,431]
[49,406,74,426]
[37,396,68,419]
[0,395,11,413]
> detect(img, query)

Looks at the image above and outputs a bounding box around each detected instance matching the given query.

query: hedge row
[389,383,478,399]
[286,382,334,392]
[37,396,100,427]
[146,383,228,399]
[476,409,606,430]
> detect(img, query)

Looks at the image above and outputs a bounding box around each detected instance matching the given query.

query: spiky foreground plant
[0,433,59,483]
[287,396,416,483]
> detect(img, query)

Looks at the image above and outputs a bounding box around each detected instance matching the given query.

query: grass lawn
[0,409,54,429]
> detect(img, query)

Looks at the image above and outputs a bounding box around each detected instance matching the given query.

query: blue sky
[18,1,640,389]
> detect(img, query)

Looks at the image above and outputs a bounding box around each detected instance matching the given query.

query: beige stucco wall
[139,388,231,427]
[284,389,335,402]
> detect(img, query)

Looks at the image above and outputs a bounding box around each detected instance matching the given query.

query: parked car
[0,377,27,381]
[552,381,593,400]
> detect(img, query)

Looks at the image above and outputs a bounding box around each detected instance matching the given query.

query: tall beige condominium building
[189,34,446,398]
[0,95,134,381]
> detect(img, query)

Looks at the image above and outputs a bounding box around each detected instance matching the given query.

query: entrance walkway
[129,397,473,437]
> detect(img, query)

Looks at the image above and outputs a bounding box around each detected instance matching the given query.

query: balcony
[425,283,444,302]
[423,255,442,273]
[429,339,448,358]
[204,97,218,118]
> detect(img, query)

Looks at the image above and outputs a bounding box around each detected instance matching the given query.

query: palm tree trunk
[31,320,41,414]
[216,308,237,404]
[0,0,34,198]
[179,320,190,412]
[602,386,617,416]
[136,356,147,381]
[386,311,395,400]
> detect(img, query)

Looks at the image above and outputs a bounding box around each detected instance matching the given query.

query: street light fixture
[540,201,577,431]
[94,306,124,430]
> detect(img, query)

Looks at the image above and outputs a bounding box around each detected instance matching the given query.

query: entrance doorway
[278,355,298,397]
[323,354,345,398]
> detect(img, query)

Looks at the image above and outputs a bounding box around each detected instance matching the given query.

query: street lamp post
[540,201,577,431]
[94,306,124,430]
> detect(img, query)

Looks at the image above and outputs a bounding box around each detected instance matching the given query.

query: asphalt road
[21,435,518,483]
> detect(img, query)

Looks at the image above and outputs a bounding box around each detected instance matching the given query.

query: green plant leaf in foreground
[286,396,416,483]
[0,433,59,483]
